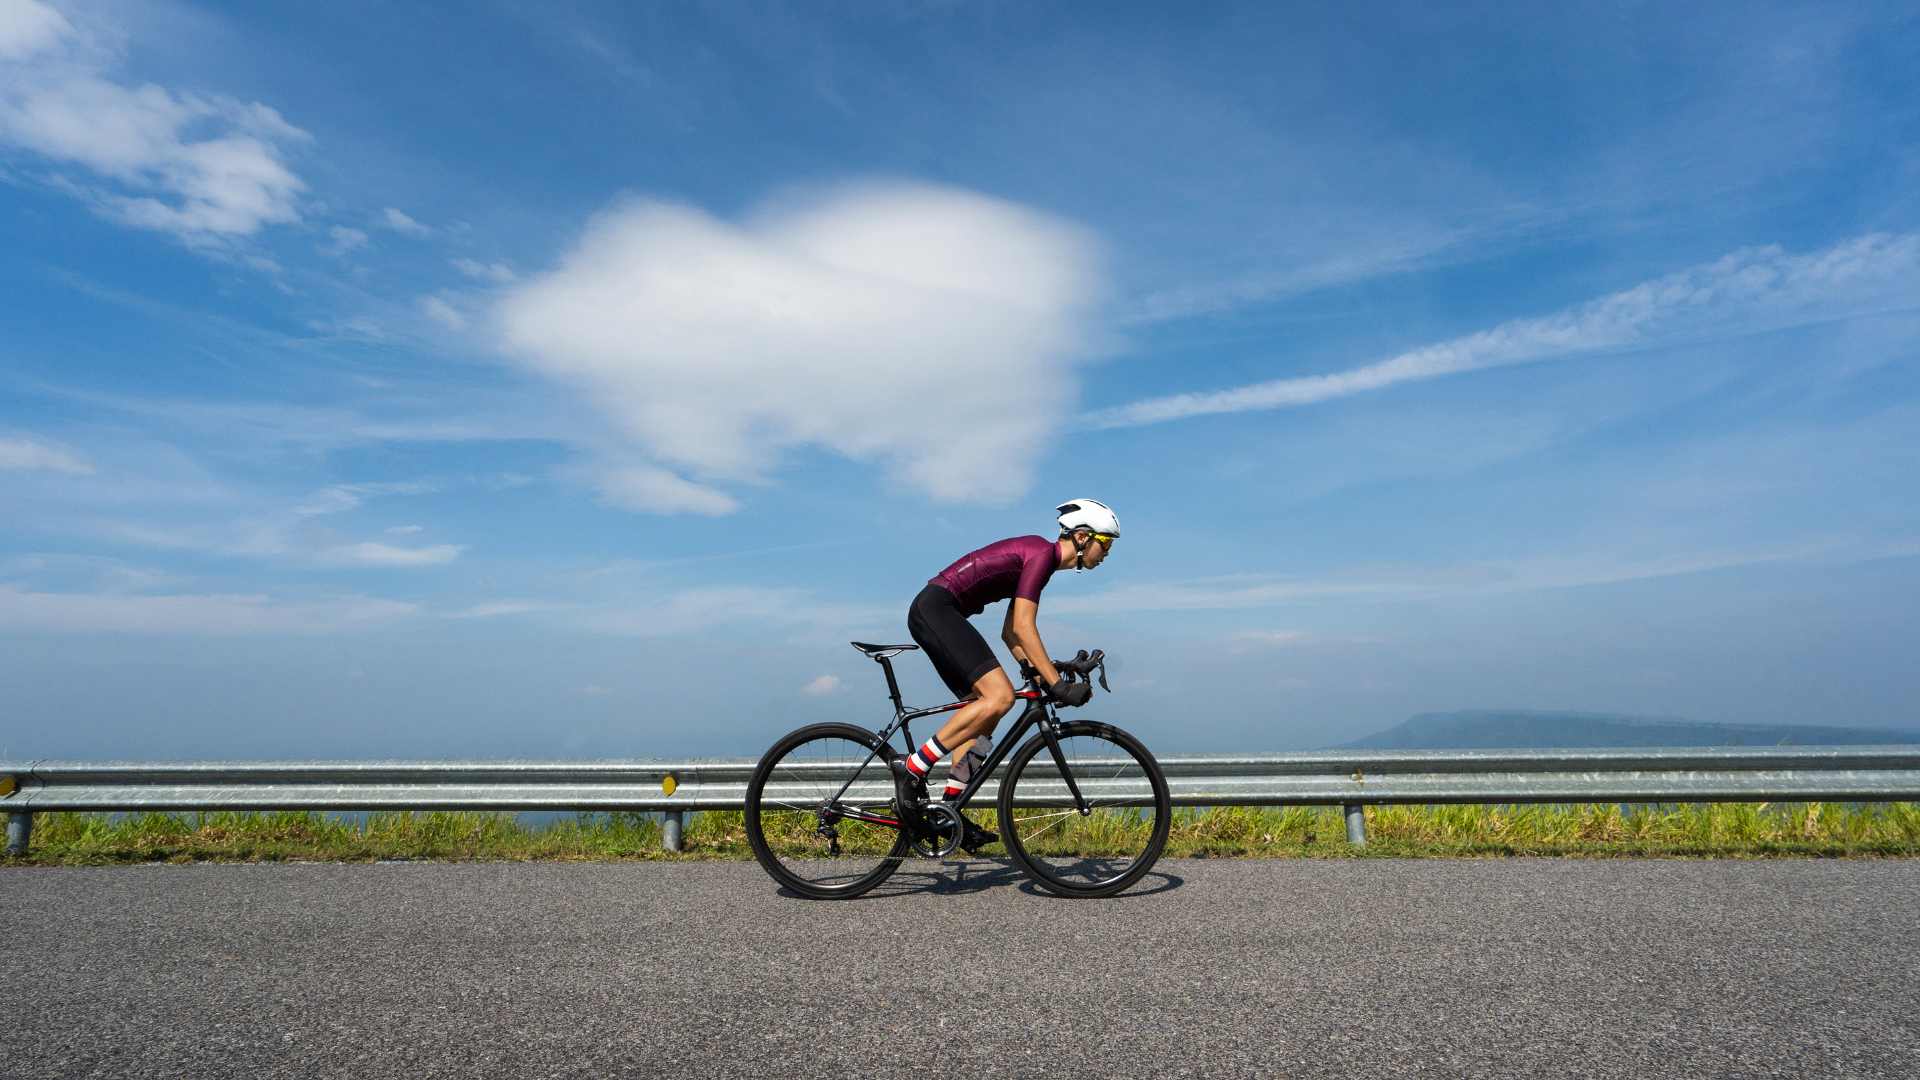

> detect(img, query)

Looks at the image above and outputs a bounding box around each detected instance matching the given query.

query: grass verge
[5,802,1919,865]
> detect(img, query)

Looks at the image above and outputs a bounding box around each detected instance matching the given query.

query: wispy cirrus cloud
[320,541,463,568]
[292,481,437,518]
[445,600,569,619]
[1126,225,1482,326]
[590,463,738,516]
[1090,233,1920,429]
[0,584,418,635]
[0,1,311,244]
[451,257,516,284]
[418,293,467,331]
[0,552,180,594]
[0,433,93,474]
[573,584,888,637]
[13,466,462,570]
[323,225,368,256]
[1230,629,1314,648]
[496,181,1103,512]
[381,206,428,235]
[22,381,567,452]
[1057,538,1913,616]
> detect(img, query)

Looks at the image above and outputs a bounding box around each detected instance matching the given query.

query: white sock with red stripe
[902,735,950,779]
[943,735,990,802]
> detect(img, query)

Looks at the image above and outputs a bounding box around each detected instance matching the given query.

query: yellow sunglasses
[1090,532,1118,549]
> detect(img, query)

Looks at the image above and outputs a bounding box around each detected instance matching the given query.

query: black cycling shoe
[889,758,929,830]
[958,817,998,856]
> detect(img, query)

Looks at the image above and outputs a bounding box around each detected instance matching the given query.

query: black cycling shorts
[907,583,1000,700]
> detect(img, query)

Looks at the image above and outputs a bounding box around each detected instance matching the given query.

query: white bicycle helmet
[1056,499,1120,538]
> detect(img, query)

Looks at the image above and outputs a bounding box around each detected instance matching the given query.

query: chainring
[911,801,964,858]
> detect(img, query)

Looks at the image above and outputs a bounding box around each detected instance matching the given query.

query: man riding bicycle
[891,498,1121,852]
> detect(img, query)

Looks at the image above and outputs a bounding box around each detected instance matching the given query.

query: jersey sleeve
[1013,537,1056,603]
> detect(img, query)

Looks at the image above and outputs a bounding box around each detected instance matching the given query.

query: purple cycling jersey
[928,535,1060,616]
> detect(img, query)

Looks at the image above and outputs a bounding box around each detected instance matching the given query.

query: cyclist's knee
[979,685,1016,715]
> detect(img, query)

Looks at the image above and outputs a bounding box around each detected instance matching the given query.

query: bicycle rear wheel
[746,722,910,900]
[997,720,1170,898]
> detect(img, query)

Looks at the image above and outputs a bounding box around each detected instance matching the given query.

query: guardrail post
[1343,803,1366,847]
[6,812,31,856]
[662,811,684,853]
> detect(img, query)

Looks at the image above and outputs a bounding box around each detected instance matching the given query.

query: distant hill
[1340,710,1920,750]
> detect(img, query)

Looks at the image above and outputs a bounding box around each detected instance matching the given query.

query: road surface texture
[4,858,1916,1078]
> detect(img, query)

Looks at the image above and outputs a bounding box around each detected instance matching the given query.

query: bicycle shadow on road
[776,859,1185,901]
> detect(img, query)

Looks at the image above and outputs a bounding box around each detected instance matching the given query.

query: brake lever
[1095,656,1109,693]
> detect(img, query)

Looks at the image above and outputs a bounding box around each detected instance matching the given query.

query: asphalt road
[4,858,1916,1079]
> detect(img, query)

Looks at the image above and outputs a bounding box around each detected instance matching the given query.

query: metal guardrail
[5,746,1919,854]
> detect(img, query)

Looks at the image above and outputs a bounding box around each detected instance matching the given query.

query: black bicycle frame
[827,651,1090,827]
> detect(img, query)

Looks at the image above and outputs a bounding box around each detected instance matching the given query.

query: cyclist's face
[1080,532,1112,569]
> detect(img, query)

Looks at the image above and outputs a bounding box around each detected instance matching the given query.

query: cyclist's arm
[1004,597,1060,687]
[1000,606,1025,661]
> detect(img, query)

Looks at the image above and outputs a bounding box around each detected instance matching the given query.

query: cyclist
[892,498,1121,852]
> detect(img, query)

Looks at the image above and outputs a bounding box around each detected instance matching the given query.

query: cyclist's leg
[905,586,1016,783]
[935,669,1013,853]
[932,667,1014,754]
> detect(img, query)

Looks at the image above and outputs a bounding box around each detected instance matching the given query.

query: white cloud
[0,0,71,60]
[1,79,309,241]
[0,552,180,594]
[0,434,93,474]
[1128,228,1473,325]
[593,464,739,516]
[497,181,1102,510]
[419,293,467,331]
[451,257,516,284]
[576,584,888,637]
[1054,577,1402,615]
[1058,538,1904,616]
[382,206,428,234]
[324,224,367,256]
[1091,233,1920,428]
[386,524,425,535]
[801,674,841,696]
[0,10,310,243]
[1231,629,1314,648]
[322,542,464,567]
[292,481,436,517]
[0,584,418,634]
[445,600,563,619]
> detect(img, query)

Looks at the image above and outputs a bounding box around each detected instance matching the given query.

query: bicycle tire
[746,722,912,900]
[996,720,1171,898]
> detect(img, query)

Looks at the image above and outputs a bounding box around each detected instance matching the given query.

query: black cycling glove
[1047,677,1092,707]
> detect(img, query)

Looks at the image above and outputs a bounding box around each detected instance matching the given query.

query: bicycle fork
[1038,715,1092,816]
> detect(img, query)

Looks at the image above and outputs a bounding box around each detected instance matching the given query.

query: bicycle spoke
[1014,809,1081,842]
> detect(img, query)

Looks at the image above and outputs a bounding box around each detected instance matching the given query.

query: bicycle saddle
[849,641,919,657]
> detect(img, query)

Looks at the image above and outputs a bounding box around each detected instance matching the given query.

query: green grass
[7,802,1920,865]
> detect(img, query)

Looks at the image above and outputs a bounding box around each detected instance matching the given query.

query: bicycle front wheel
[997,720,1171,898]
[745,722,910,900]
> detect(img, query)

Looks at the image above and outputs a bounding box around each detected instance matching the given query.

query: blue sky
[3,0,1917,760]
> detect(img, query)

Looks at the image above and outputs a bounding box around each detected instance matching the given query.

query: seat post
[876,655,905,711]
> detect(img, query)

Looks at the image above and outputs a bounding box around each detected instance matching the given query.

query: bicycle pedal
[959,822,998,856]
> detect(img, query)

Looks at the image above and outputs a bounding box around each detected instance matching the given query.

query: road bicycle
[745,641,1170,899]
